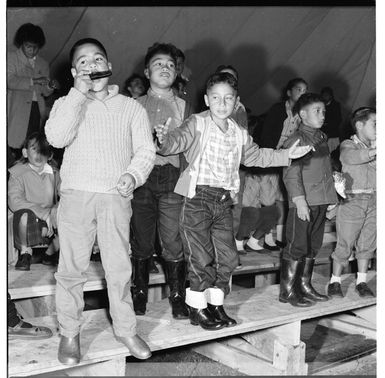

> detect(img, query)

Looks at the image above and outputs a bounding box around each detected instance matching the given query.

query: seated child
[8,132,60,271]
[155,72,312,330]
[280,93,338,307]
[328,107,376,298]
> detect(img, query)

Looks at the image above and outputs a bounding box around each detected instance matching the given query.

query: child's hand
[294,197,310,222]
[116,173,136,199]
[73,70,93,94]
[287,139,314,159]
[154,117,172,144]
[50,207,58,230]
[45,215,55,238]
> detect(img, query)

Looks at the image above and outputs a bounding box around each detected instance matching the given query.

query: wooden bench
[8,243,335,318]
[8,271,376,377]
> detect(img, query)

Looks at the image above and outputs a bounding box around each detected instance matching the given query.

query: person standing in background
[7,23,60,158]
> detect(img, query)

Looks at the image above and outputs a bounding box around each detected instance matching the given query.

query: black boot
[279,258,314,307]
[164,260,189,319]
[188,307,226,330]
[299,258,329,302]
[131,257,149,315]
[207,304,237,327]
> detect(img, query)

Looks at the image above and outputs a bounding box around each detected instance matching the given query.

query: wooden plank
[193,341,282,376]
[351,305,376,326]
[318,312,376,339]
[9,272,376,377]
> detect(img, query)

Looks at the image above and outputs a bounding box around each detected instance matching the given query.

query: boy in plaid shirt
[155,72,312,330]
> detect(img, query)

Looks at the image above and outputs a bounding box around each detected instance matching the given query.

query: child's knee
[17,212,29,229]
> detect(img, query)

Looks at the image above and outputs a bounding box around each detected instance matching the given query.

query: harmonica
[89,70,112,80]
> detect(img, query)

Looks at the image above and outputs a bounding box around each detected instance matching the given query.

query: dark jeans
[283,204,328,260]
[8,293,20,327]
[26,101,41,138]
[131,164,184,261]
[180,185,238,295]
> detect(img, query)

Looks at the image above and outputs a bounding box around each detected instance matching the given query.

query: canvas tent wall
[6,6,375,118]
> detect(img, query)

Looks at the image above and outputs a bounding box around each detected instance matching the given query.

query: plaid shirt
[196,119,239,192]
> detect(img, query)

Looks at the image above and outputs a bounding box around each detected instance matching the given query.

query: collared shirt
[276,100,301,149]
[137,88,186,167]
[196,118,239,192]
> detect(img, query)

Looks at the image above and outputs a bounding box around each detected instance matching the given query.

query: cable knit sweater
[45,85,155,193]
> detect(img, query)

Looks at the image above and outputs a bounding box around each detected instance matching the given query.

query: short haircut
[206,72,238,93]
[293,93,323,115]
[321,86,334,96]
[20,132,52,164]
[215,65,239,80]
[69,38,108,65]
[350,107,376,132]
[125,73,145,87]
[144,42,178,67]
[14,23,46,48]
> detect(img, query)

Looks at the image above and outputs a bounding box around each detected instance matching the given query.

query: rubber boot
[186,288,225,330]
[299,257,329,302]
[164,260,189,319]
[206,287,237,327]
[58,334,80,365]
[279,258,314,307]
[131,257,149,315]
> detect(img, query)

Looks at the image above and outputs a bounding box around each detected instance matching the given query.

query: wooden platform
[8,271,376,377]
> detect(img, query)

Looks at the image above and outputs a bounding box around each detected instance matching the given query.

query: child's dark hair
[206,72,238,93]
[293,93,323,116]
[215,65,239,80]
[144,42,178,67]
[175,48,185,61]
[283,77,308,100]
[69,38,108,65]
[123,73,146,96]
[14,23,46,48]
[350,107,376,132]
[19,132,53,164]
[320,86,334,97]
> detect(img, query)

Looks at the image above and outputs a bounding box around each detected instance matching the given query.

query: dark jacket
[321,99,342,139]
[282,123,338,207]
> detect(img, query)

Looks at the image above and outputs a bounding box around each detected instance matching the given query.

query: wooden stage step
[8,271,376,377]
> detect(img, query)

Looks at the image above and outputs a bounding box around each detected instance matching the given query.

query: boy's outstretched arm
[242,135,312,168]
[340,139,376,165]
[156,115,196,156]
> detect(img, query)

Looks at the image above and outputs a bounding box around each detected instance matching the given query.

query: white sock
[235,239,244,251]
[357,272,367,285]
[246,236,264,250]
[20,247,32,255]
[330,274,341,284]
[264,231,277,246]
[276,225,284,243]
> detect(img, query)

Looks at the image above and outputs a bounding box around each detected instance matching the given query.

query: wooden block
[241,320,301,360]
[272,340,308,375]
[193,340,282,376]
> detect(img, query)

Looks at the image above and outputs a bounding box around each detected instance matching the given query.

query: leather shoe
[189,307,226,330]
[118,334,151,359]
[355,282,375,297]
[207,304,237,327]
[8,320,53,340]
[15,253,31,271]
[58,334,80,365]
[263,242,280,251]
[327,282,344,298]
[275,240,286,248]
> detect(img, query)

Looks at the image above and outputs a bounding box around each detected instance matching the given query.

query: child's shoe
[15,253,31,271]
[355,282,375,297]
[327,282,344,298]
[42,251,59,266]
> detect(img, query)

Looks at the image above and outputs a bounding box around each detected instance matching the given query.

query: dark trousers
[283,204,328,260]
[8,293,20,327]
[26,101,41,137]
[180,186,238,295]
[131,164,184,261]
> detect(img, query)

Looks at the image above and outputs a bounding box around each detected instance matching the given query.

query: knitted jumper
[45,85,155,193]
